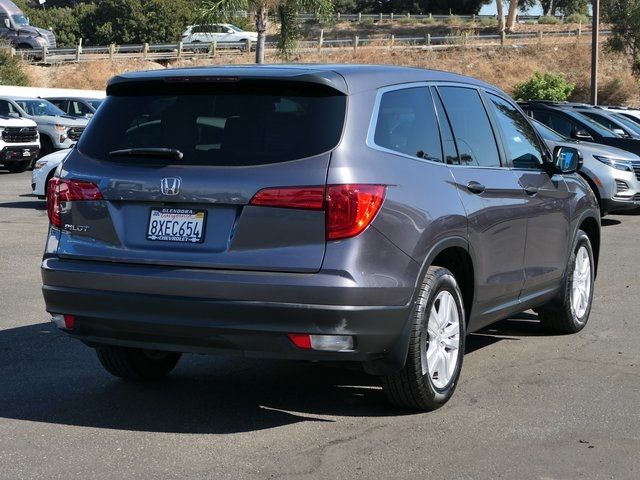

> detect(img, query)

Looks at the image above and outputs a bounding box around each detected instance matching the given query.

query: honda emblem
[160,177,181,196]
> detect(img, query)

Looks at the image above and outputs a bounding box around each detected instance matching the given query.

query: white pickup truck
[0,114,39,173]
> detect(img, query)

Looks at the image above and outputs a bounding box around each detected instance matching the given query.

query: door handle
[467,181,486,195]
[524,186,539,196]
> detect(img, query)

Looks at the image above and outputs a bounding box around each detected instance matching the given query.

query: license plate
[22,149,31,157]
[147,208,206,243]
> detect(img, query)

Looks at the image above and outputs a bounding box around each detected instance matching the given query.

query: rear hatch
[55,74,347,273]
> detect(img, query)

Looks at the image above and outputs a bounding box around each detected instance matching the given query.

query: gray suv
[41,65,601,411]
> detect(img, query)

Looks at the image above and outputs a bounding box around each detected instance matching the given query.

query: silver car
[534,119,640,215]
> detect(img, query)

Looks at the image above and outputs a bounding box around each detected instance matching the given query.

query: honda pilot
[42,66,601,411]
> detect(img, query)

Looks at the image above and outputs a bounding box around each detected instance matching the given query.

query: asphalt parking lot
[0,170,638,480]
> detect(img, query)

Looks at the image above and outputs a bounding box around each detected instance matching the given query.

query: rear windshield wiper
[109,148,184,161]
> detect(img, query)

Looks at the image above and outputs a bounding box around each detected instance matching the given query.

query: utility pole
[590,0,600,105]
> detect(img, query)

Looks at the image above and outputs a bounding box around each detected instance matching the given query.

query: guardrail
[8,28,608,65]
[295,12,585,22]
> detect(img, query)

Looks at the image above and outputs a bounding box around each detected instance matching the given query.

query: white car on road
[181,24,258,48]
[31,148,70,198]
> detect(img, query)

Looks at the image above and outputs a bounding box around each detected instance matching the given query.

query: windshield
[78,83,346,166]
[570,111,621,138]
[228,24,244,32]
[87,99,103,110]
[11,14,29,27]
[533,119,566,142]
[15,99,66,117]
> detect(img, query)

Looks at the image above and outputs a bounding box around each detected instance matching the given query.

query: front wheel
[381,266,466,411]
[535,230,595,334]
[96,346,182,380]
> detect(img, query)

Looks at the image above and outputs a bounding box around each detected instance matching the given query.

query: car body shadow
[601,218,621,227]
[0,313,548,433]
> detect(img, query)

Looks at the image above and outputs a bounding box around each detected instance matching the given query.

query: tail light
[326,184,386,240]
[250,186,324,210]
[47,177,103,228]
[250,184,386,240]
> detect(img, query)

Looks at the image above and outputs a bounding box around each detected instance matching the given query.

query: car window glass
[373,87,443,162]
[72,101,92,116]
[437,87,501,167]
[431,88,459,164]
[0,100,13,116]
[582,112,622,132]
[532,111,575,137]
[487,94,545,169]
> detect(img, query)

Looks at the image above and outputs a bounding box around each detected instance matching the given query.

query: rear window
[78,83,346,166]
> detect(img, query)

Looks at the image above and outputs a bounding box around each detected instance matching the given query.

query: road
[0,170,638,480]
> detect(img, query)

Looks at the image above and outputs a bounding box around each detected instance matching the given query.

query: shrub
[566,13,589,24]
[513,71,575,101]
[0,51,29,86]
[538,16,561,25]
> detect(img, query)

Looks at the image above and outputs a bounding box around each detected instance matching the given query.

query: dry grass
[23,40,640,105]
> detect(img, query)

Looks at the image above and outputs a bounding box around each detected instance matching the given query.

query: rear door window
[77,83,346,166]
[372,86,443,162]
[437,86,501,167]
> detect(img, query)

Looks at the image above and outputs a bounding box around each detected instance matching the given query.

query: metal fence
[7,28,607,65]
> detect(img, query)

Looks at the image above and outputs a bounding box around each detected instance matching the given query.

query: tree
[603,0,640,74]
[540,0,589,15]
[512,71,575,100]
[506,0,518,32]
[423,1,492,14]
[201,0,332,64]
[496,0,505,31]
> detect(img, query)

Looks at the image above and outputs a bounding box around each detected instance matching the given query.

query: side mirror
[7,112,19,118]
[554,146,582,174]
[612,128,628,137]
[4,18,10,29]
[226,29,234,34]
[571,128,593,141]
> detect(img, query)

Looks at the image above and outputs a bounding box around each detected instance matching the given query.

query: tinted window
[531,110,576,138]
[373,87,442,162]
[487,94,545,169]
[78,84,346,166]
[437,87,500,167]
[533,119,566,142]
[71,101,93,116]
[581,111,629,136]
[0,100,16,116]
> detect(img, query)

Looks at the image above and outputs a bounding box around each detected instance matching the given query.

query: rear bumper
[41,258,416,374]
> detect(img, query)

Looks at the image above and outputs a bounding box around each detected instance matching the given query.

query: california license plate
[147,208,206,243]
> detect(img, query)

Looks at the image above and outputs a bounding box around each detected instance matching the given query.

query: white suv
[0,115,40,173]
[181,24,258,48]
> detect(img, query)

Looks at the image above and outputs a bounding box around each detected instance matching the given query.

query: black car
[520,101,640,157]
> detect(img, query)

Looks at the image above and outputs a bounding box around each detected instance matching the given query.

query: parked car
[46,97,104,119]
[598,106,640,125]
[0,113,40,173]
[569,106,640,139]
[533,119,640,215]
[0,96,88,158]
[31,148,70,198]
[520,101,640,157]
[0,0,56,49]
[181,23,257,49]
[42,65,600,411]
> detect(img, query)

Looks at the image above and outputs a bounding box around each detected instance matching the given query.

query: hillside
[23,42,639,105]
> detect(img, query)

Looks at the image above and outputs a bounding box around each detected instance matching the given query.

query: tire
[239,39,249,52]
[95,346,181,381]
[381,266,466,411]
[39,135,54,159]
[535,230,595,334]
[6,162,30,173]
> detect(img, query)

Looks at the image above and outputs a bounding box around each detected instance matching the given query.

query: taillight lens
[47,177,103,228]
[326,184,386,240]
[250,186,325,210]
[249,184,386,240]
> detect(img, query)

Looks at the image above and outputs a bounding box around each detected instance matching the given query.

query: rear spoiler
[107,70,349,96]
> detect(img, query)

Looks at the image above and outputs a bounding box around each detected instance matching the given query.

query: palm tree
[201,0,333,64]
